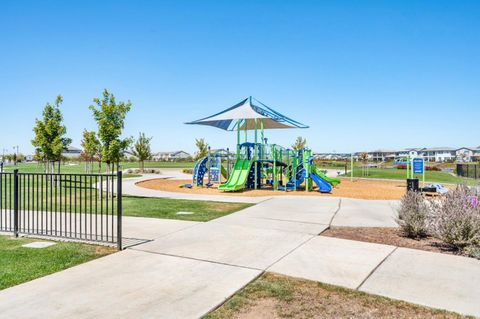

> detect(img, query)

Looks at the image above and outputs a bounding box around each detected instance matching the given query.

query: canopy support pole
[244,119,247,145]
[236,120,240,160]
[254,118,258,189]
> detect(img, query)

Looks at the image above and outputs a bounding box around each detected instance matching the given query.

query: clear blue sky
[1,0,479,155]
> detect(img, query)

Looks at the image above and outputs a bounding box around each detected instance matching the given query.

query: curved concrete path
[2,174,477,318]
[123,174,400,227]
[122,174,268,203]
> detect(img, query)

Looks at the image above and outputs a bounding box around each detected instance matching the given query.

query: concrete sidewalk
[270,236,480,317]
[121,174,268,203]
[1,187,477,318]
[0,249,260,319]
[122,175,399,227]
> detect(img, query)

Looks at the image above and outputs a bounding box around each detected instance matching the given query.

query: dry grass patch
[205,273,470,319]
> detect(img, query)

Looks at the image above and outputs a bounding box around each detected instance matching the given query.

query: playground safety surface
[137,178,407,200]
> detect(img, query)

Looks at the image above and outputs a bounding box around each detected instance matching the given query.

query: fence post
[116,171,122,250]
[13,169,19,237]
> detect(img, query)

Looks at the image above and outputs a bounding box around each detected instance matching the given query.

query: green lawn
[2,161,194,174]
[342,168,476,185]
[0,236,114,290]
[122,196,253,222]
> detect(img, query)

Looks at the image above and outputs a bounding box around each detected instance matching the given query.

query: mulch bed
[137,178,408,200]
[321,227,464,256]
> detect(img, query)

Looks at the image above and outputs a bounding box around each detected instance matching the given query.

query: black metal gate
[0,170,122,250]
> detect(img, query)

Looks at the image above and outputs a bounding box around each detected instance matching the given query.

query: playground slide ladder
[193,157,208,186]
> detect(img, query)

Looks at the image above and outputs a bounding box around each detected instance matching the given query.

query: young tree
[81,130,101,173]
[359,151,369,162]
[131,132,153,172]
[292,136,307,151]
[89,89,132,173]
[32,95,71,173]
[194,138,208,160]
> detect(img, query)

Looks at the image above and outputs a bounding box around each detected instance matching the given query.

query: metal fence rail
[457,164,480,180]
[0,170,122,249]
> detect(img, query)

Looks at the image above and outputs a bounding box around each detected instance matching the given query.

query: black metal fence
[0,170,122,249]
[457,164,480,180]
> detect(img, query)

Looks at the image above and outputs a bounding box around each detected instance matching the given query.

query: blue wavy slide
[310,173,332,193]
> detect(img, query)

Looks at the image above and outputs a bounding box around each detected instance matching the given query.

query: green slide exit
[312,166,341,187]
[218,159,252,191]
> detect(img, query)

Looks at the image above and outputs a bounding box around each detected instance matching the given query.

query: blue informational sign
[412,158,424,174]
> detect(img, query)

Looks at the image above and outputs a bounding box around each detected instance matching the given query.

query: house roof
[370,149,397,153]
[422,147,456,151]
[155,151,190,156]
[63,146,82,153]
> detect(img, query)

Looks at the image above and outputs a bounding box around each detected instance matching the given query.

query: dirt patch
[137,178,407,200]
[95,245,117,256]
[321,227,461,256]
[206,273,468,319]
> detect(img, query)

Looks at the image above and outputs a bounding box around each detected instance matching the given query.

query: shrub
[396,191,430,238]
[430,185,480,251]
[397,164,440,171]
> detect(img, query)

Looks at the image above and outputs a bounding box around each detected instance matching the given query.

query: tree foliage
[292,136,307,151]
[131,132,153,172]
[194,138,209,160]
[359,152,369,162]
[81,130,101,173]
[31,95,71,172]
[89,89,132,172]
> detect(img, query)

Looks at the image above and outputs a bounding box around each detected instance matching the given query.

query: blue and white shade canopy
[185,97,309,131]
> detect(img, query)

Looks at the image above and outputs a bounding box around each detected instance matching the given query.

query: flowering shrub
[430,186,480,251]
[396,165,441,171]
[397,191,430,238]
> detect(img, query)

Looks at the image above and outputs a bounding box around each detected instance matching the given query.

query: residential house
[419,147,456,162]
[153,151,191,161]
[62,146,82,159]
[369,149,397,162]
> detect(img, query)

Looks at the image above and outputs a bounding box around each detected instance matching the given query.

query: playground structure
[192,148,232,187]
[188,97,340,193]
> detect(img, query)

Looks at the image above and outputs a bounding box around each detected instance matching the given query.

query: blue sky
[0,0,479,155]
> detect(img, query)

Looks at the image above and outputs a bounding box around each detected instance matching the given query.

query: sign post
[412,157,425,187]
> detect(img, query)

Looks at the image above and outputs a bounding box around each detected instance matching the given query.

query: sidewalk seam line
[129,248,262,271]
[245,216,330,226]
[264,235,317,271]
[356,246,398,290]
[328,198,342,226]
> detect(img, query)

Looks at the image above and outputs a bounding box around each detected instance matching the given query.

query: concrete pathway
[122,174,268,203]
[360,247,480,317]
[134,222,314,269]
[269,236,396,289]
[332,198,399,227]
[0,249,260,319]
[1,176,478,318]
[122,174,399,227]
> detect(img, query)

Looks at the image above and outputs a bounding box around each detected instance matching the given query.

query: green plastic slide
[220,164,228,179]
[218,159,252,191]
[312,166,341,187]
